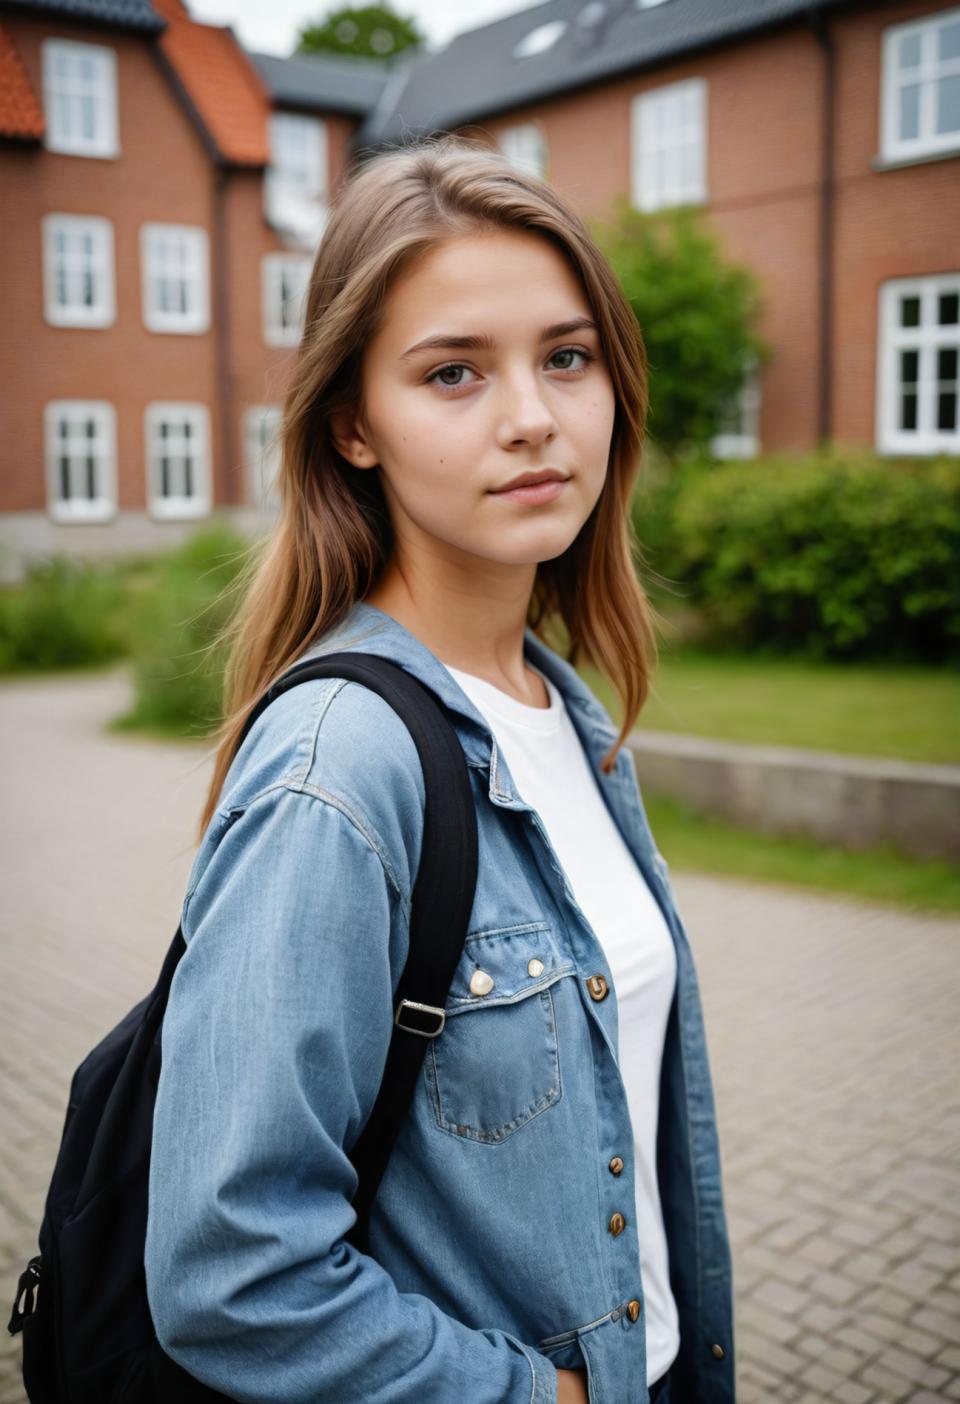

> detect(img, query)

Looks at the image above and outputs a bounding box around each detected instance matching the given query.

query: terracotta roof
[0,25,44,141]
[152,0,270,167]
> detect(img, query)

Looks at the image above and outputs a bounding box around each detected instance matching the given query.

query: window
[498,122,548,178]
[144,403,212,518]
[262,253,311,347]
[265,113,329,248]
[512,21,568,58]
[877,273,960,453]
[711,364,762,460]
[140,224,209,334]
[42,39,118,158]
[631,78,707,212]
[244,406,283,510]
[881,7,960,162]
[42,214,115,327]
[44,401,116,522]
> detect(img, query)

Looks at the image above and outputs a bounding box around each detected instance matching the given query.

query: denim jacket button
[608,1212,626,1236]
[711,1343,726,1360]
[469,969,494,996]
[527,958,545,977]
[586,975,609,1001]
[608,1156,624,1175]
[627,1299,641,1322]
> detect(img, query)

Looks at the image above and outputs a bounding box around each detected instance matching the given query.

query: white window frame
[876,273,960,454]
[498,122,548,178]
[244,405,283,510]
[631,77,707,212]
[264,112,329,248]
[144,403,212,519]
[880,7,960,162]
[140,224,210,334]
[42,214,115,328]
[262,253,311,347]
[44,400,117,522]
[711,363,762,460]
[42,39,118,158]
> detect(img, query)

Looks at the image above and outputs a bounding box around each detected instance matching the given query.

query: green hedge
[0,556,129,672]
[115,525,251,737]
[633,452,960,662]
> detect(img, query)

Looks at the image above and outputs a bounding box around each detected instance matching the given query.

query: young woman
[145,135,735,1404]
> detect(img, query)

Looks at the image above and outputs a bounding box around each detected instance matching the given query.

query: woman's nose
[497,373,559,445]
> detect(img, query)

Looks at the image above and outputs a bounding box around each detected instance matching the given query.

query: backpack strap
[238,651,479,1254]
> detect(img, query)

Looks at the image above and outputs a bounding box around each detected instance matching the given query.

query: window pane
[935,74,960,136]
[900,296,921,328]
[901,393,918,431]
[901,348,919,383]
[897,32,921,69]
[939,348,959,380]
[899,82,921,140]
[939,19,960,62]
[937,392,957,431]
[940,292,960,325]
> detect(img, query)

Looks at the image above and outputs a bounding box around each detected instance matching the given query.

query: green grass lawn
[582,649,960,766]
[644,793,960,914]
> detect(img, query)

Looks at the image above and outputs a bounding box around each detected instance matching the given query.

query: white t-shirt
[442,660,681,1387]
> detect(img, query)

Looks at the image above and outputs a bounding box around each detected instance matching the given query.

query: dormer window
[512,21,568,58]
[265,113,329,250]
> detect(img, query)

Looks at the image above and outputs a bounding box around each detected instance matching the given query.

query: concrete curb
[627,730,960,862]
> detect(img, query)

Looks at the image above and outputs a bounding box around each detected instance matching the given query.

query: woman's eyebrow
[399,317,600,361]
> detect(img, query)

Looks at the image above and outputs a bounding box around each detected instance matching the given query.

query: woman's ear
[329,408,379,471]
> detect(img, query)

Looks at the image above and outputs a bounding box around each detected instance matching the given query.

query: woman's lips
[490,478,569,505]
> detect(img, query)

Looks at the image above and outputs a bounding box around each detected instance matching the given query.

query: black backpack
[7,652,479,1403]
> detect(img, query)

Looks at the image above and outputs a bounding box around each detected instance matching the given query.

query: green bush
[0,556,129,672]
[116,524,252,737]
[593,200,769,458]
[633,452,960,662]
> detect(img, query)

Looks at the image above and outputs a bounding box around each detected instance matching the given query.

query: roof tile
[0,25,44,141]
[153,0,270,166]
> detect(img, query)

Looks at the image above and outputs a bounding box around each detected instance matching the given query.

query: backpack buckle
[394,999,446,1037]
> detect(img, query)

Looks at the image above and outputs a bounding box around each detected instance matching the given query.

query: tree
[296,4,424,61]
[592,198,769,460]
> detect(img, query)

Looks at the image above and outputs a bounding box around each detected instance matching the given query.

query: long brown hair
[196,132,658,841]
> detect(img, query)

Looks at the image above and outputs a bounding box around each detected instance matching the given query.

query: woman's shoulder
[214,674,426,883]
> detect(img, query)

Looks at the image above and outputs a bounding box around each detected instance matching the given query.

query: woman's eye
[425,346,595,395]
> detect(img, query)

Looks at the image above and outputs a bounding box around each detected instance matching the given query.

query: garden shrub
[117,523,253,737]
[633,451,960,662]
[0,556,128,672]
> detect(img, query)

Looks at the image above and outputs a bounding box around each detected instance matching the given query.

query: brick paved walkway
[1,667,958,1403]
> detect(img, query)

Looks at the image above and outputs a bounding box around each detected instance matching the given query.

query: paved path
[1,667,958,1403]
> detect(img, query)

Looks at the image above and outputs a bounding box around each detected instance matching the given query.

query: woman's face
[331,227,617,584]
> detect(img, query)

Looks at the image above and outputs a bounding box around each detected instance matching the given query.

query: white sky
[187,0,547,57]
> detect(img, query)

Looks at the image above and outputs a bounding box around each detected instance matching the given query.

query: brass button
[527,958,545,977]
[469,969,494,996]
[586,974,609,1001]
[711,1343,725,1360]
[627,1299,641,1323]
[609,1156,624,1175]
[608,1211,626,1236]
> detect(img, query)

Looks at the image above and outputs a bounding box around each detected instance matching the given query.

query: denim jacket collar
[301,599,624,808]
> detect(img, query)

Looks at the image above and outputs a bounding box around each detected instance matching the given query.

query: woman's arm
[145,783,558,1404]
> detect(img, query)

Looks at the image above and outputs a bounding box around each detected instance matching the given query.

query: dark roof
[355,0,852,147]
[248,48,392,118]
[0,0,164,31]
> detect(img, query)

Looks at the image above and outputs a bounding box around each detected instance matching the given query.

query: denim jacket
[145,599,735,1404]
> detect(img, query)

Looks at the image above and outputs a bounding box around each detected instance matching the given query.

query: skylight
[512,20,569,58]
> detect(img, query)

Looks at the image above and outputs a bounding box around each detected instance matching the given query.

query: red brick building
[0,0,957,577]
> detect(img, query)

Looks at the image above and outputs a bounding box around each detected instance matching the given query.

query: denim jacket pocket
[424,921,575,1144]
